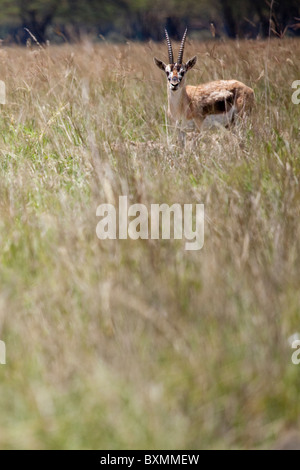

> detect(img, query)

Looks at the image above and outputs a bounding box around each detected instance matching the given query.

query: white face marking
[165,64,186,91]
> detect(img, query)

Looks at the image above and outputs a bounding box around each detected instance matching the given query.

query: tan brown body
[168,79,254,130]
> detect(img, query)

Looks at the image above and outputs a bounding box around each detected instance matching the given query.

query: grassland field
[0,37,300,449]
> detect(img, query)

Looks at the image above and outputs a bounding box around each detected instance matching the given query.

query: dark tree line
[0,0,299,43]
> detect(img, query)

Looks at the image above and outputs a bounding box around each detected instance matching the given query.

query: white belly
[202,106,237,129]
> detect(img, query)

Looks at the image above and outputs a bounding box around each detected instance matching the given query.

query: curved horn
[177,28,188,64]
[165,29,174,64]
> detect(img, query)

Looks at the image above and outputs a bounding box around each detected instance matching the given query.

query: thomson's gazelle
[154,29,254,138]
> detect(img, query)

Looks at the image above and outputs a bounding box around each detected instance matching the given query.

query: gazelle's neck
[167,82,189,121]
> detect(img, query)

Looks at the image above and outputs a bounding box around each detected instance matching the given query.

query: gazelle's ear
[154,57,167,71]
[186,56,197,71]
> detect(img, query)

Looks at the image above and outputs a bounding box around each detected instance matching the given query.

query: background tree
[0,0,299,43]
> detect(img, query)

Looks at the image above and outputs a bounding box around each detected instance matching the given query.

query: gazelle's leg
[224,105,238,129]
[173,120,186,148]
[178,124,186,147]
[166,113,175,146]
[193,116,204,132]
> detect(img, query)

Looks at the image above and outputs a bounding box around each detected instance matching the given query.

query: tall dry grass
[0,37,300,449]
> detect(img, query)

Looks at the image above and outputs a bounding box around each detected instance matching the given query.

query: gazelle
[154,29,254,138]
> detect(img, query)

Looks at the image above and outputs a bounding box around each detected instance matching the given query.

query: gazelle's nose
[171,76,179,84]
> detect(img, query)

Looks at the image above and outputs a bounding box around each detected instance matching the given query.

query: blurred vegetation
[0,0,299,43]
[0,36,300,449]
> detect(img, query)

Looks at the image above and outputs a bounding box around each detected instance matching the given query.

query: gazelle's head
[154,28,197,92]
